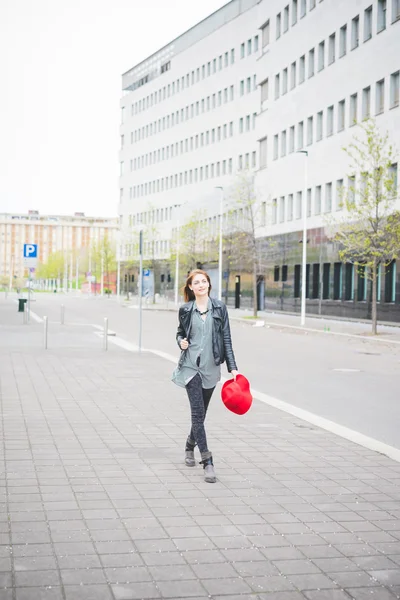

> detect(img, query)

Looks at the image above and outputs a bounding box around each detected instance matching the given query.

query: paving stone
[64,584,113,600]
[344,588,398,599]
[288,573,339,590]
[303,591,353,600]
[15,569,61,587]
[15,589,64,600]
[368,569,400,585]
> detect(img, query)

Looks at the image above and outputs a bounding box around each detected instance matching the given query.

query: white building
[119,0,400,316]
[119,0,261,261]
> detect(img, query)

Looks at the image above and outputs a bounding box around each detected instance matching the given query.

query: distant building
[0,211,119,279]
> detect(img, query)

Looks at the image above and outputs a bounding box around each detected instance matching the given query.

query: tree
[227,172,266,317]
[328,119,400,335]
[91,237,117,295]
[177,209,210,273]
[36,251,65,283]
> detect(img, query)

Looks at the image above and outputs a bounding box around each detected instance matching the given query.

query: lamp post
[215,186,224,301]
[297,150,308,327]
[173,203,187,305]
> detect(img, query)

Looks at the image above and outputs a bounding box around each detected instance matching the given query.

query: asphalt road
[16,292,400,451]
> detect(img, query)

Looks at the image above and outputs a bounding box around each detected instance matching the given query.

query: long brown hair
[183,270,212,302]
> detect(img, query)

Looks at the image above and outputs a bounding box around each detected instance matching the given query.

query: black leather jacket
[176,297,237,372]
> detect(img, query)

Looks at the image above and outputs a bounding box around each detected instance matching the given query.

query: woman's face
[190,274,209,298]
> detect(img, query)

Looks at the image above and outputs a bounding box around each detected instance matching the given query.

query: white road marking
[27,310,43,323]
[89,328,400,464]
[146,348,400,464]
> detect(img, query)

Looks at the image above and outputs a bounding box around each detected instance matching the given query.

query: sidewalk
[121,295,400,343]
[1,323,400,599]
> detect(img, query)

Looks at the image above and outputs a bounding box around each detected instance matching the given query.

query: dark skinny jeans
[185,373,215,459]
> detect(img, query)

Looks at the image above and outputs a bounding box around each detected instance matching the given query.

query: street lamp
[297,150,308,327]
[215,186,224,302]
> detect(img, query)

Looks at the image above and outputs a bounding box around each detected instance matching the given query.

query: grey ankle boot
[200,456,216,483]
[185,450,196,467]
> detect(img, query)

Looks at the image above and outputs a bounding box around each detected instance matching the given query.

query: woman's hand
[230,370,238,380]
[180,338,189,350]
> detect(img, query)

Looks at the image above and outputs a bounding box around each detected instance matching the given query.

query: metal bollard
[23,305,28,325]
[44,316,48,349]
[103,317,108,351]
[61,304,65,325]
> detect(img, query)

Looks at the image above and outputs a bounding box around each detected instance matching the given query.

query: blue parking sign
[23,244,38,258]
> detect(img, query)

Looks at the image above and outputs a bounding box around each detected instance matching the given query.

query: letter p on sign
[24,244,37,258]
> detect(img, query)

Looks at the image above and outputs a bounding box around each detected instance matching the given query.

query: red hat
[221,374,252,415]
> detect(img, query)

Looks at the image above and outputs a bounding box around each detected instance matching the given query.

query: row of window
[126,121,236,172]
[123,35,260,121]
[261,0,400,54]
[260,0,325,50]
[267,163,398,225]
[124,113,257,173]
[274,259,397,304]
[127,79,258,144]
[125,239,171,259]
[265,1,399,107]
[269,72,399,164]
[122,157,235,201]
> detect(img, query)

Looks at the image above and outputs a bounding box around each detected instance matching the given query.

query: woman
[172,269,238,483]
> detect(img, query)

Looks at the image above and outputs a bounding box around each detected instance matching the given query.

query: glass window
[317,111,323,140]
[327,105,334,136]
[351,15,360,49]
[276,13,282,38]
[329,33,336,64]
[284,5,289,31]
[281,130,287,156]
[273,134,279,159]
[289,125,295,153]
[338,99,345,131]
[282,68,288,94]
[318,41,325,71]
[325,183,332,212]
[393,0,400,22]
[315,185,322,214]
[362,86,371,118]
[350,93,358,125]
[376,78,385,114]
[377,0,386,31]
[292,0,298,25]
[299,55,305,83]
[259,137,268,168]
[308,48,315,77]
[364,6,373,41]
[339,24,347,57]
[261,79,269,103]
[262,21,270,47]
[297,121,304,149]
[291,61,296,89]
[307,116,313,145]
[390,71,400,108]
[275,73,280,99]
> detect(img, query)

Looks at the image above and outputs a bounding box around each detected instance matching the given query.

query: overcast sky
[0,0,228,218]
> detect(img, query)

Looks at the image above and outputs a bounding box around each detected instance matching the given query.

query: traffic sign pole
[139,230,143,353]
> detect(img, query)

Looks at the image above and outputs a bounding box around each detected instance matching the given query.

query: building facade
[119,0,400,319]
[0,211,119,281]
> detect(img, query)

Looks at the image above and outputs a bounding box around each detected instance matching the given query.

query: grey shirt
[172,299,221,389]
